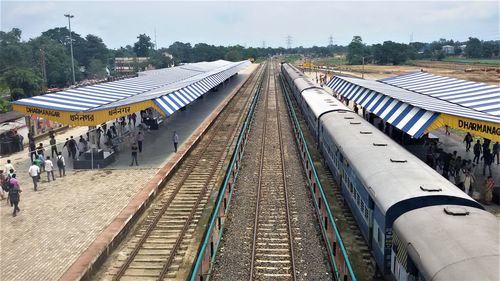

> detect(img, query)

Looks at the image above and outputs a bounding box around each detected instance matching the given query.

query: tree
[481,41,499,58]
[133,34,154,57]
[465,37,482,58]
[168,42,193,63]
[149,51,173,69]
[3,69,43,98]
[347,36,366,64]
[83,34,109,68]
[87,59,107,79]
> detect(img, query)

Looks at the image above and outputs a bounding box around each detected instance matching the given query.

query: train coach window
[390,158,407,163]
[372,143,387,146]
[420,185,442,192]
[360,131,373,134]
[350,122,361,125]
[343,117,354,119]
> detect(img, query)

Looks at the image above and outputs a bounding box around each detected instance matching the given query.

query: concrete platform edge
[58,70,254,281]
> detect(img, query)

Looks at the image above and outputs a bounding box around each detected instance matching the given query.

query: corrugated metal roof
[379,72,500,118]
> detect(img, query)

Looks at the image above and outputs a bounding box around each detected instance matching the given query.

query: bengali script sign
[108,106,131,117]
[69,113,95,122]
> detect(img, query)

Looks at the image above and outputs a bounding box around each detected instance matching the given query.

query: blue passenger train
[280,63,499,281]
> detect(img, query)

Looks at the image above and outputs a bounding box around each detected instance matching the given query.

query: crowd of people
[0,110,185,217]
[425,133,498,205]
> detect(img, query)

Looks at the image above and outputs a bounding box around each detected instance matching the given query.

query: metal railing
[189,65,267,281]
[279,73,357,281]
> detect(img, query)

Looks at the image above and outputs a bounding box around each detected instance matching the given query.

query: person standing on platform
[8,174,21,217]
[28,162,40,191]
[56,152,66,177]
[130,142,139,166]
[63,138,71,159]
[29,137,36,163]
[137,132,144,153]
[492,142,499,165]
[45,156,55,182]
[484,176,494,205]
[463,170,474,196]
[482,149,493,176]
[463,132,472,152]
[173,131,179,153]
[5,159,15,174]
[473,140,481,164]
[0,170,7,201]
[49,135,58,158]
[36,143,45,157]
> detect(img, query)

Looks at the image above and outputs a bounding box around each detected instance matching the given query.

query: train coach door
[368,197,375,250]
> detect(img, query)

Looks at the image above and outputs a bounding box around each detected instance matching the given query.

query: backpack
[57,156,64,167]
[3,176,13,192]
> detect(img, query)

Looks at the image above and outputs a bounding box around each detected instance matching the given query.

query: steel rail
[249,63,270,281]
[273,63,297,281]
[112,65,261,281]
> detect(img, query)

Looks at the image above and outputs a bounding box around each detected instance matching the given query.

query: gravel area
[211,63,331,280]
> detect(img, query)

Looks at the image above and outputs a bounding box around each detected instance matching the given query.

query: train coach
[280,63,499,280]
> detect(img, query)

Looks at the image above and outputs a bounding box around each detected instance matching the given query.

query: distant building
[442,45,455,55]
[114,57,150,73]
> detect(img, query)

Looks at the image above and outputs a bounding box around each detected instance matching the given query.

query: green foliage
[465,37,482,58]
[133,34,154,57]
[168,41,193,63]
[10,88,25,100]
[3,69,42,99]
[442,57,500,65]
[0,98,11,113]
[87,59,107,79]
[347,36,368,64]
[149,50,173,69]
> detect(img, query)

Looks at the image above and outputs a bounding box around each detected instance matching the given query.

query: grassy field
[311,56,347,66]
[443,57,500,65]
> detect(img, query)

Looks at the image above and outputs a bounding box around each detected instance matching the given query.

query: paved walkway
[0,65,255,281]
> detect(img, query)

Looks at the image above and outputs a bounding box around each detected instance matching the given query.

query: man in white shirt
[28,162,40,191]
[5,159,14,173]
[45,157,55,182]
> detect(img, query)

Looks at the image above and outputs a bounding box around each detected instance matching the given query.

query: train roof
[294,77,322,93]
[393,205,499,281]
[302,89,350,119]
[281,63,303,82]
[320,111,481,217]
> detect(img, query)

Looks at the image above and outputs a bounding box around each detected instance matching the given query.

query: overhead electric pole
[328,35,334,46]
[64,13,76,85]
[286,35,292,49]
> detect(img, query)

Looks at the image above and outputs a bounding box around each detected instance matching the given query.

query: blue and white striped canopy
[379,72,500,118]
[326,75,500,138]
[153,62,249,116]
[13,60,250,114]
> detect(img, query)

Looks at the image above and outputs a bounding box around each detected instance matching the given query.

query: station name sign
[458,119,500,136]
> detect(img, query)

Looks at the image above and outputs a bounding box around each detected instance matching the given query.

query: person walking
[4,159,15,174]
[45,156,55,182]
[8,174,21,217]
[493,142,499,165]
[473,140,481,164]
[130,142,139,166]
[137,132,144,153]
[63,138,71,159]
[56,152,66,177]
[0,170,7,201]
[463,132,472,152]
[483,176,494,205]
[28,162,40,191]
[49,135,58,158]
[173,131,179,153]
[36,143,45,157]
[77,138,86,158]
[29,138,37,163]
[68,136,77,160]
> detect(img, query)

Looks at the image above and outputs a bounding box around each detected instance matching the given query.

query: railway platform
[0,64,256,281]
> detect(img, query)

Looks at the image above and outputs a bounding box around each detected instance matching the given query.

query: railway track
[99,64,265,281]
[249,62,296,280]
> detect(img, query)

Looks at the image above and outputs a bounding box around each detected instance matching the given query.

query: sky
[1,1,499,49]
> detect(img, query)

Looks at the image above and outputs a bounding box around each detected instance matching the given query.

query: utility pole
[64,13,76,85]
[286,35,292,49]
[410,32,413,44]
[262,41,266,49]
[362,56,365,79]
[328,35,334,46]
[154,28,157,50]
[40,49,47,88]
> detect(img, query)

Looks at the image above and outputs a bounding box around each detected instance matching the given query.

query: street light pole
[64,13,76,85]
